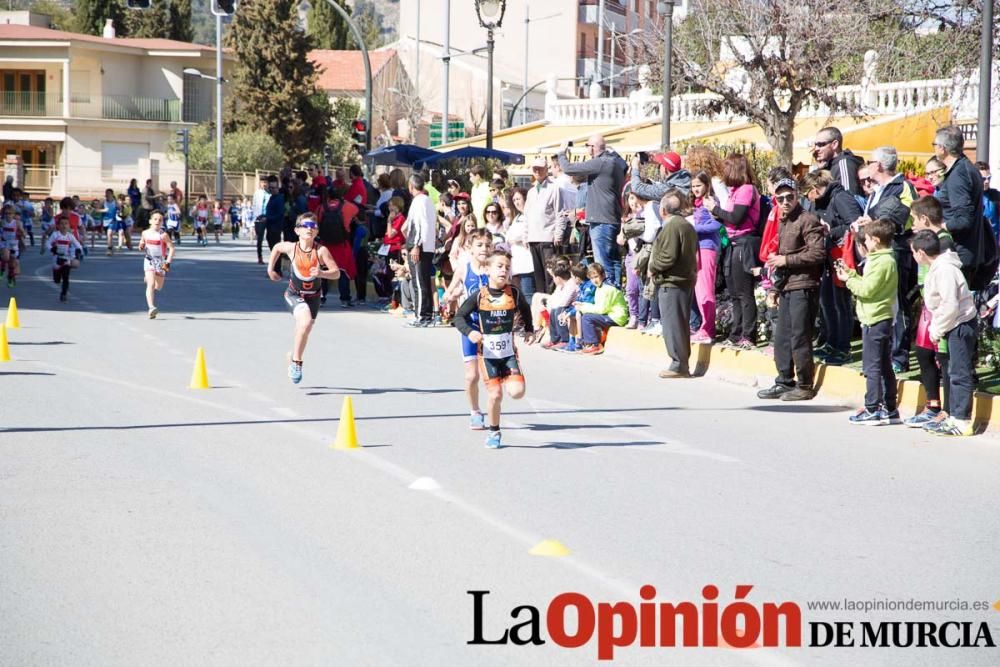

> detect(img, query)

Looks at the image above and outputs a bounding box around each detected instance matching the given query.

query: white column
[62,59,70,117]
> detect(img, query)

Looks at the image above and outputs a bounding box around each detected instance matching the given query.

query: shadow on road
[747,404,850,414]
[305,386,461,396]
[503,440,663,450]
[523,422,650,431]
[8,341,74,346]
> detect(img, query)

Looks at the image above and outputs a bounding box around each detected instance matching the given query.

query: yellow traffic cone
[188,347,210,389]
[0,324,10,362]
[331,396,360,449]
[5,297,19,329]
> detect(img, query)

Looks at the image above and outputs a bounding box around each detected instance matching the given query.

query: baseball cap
[652,151,683,173]
[774,177,798,192]
[531,157,548,168]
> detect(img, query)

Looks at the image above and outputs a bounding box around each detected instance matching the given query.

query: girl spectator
[127,178,141,212]
[449,214,479,269]
[505,187,536,301]
[686,145,730,208]
[689,171,722,343]
[381,196,407,263]
[574,263,628,355]
[704,153,761,349]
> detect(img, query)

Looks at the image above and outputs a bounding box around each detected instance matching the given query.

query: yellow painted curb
[605,327,1000,429]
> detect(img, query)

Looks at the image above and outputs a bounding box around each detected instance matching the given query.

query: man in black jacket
[811,126,864,197]
[934,126,984,284]
[860,146,917,372]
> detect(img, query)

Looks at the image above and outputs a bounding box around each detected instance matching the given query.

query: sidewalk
[603,328,1000,431]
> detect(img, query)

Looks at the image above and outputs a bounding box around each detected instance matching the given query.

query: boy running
[98,189,118,255]
[453,250,535,449]
[191,195,209,246]
[166,195,182,243]
[444,228,493,429]
[49,215,83,302]
[138,211,176,319]
[0,204,25,287]
[268,212,341,384]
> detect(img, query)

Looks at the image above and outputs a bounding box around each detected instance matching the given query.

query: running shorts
[479,353,523,386]
[461,333,479,362]
[284,289,321,320]
[144,256,167,276]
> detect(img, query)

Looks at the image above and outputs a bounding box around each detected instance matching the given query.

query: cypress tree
[75,0,127,37]
[226,0,332,164]
[308,0,350,50]
[125,0,169,38]
[169,0,194,43]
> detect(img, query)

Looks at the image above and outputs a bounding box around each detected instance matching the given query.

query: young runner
[49,215,83,302]
[54,197,83,250]
[38,197,56,253]
[453,250,535,448]
[98,189,118,255]
[166,195,182,243]
[0,204,25,287]
[191,195,209,246]
[212,199,224,244]
[268,212,341,384]
[228,198,242,240]
[115,192,133,251]
[138,211,175,319]
[84,199,100,249]
[444,229,493,429]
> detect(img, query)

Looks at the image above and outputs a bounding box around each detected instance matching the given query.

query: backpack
[319,199,349,245]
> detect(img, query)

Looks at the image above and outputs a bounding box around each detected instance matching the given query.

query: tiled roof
[0,23,215,53]
[309,49,396,91]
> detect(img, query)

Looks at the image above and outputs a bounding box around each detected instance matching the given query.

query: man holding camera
[629,150,692,202]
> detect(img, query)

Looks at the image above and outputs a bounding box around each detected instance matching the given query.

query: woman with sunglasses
[924,157,946,195]
[482,203,507,247]
[268,212,341,384]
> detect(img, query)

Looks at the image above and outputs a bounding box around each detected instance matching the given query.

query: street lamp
[656,0,675,149]
[183,67,226,202]
[475,0,506,149]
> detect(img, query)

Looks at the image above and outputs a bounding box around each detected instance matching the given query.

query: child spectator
[537,257,579,350]
[836,218,899,424]
[905,196,955,428]
[381,196,407,262]
[689,171,722,343]
[911,229,977,437]
[557,263,591,352]
[574,263,628,355]
[620,191,646,328]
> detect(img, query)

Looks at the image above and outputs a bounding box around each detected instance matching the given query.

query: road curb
[604,328,998,429]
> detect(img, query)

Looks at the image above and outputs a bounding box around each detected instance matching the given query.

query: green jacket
[578,283,629,326]
[845,248,898,326]
[648,214,698,289]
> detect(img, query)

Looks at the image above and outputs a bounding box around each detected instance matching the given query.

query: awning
[436,121,618,154]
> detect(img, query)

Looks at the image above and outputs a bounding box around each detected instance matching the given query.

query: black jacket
[866,174,916,248]
[815,182,863,243]
[822,150,864,197]
[559,148,627,225]
[938,155,985,270]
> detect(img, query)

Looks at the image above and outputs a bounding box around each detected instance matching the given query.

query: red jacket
[382,213,406,252]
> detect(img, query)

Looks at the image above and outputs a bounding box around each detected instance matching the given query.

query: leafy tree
[126,0,169,38]
[29,0,75,31]
[74,0,127,37]
[352,0,384,49]
[325,97,361,163]
[225,0,332,164]
[169,0,194,42]
[167,123,284,172]
[308,0,350,50]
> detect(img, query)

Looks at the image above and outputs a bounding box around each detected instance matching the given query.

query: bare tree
[626,0,992,164]
[467,101,486,138]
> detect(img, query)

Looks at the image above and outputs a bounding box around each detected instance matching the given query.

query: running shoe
[921,411,950,433]
[691,332,714,345]
[59,292,67,302]
[485,430,502,449]
[849,408,888,425]
[470,412,486,430]
[932,417,974,437]
[6,276,13,288]
[288,361,303,384]
[735,338,755,350]
[904,409,940,428]
[580,344,604,355]
[149,307,158,319]
[883,409,901,424]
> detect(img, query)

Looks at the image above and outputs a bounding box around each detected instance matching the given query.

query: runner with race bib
[48,214,83,302]
[453,250,535,449]
[138,211,175,319]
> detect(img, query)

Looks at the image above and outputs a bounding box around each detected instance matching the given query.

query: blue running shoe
[849,408,888,425]
[470,412,486,431]
[288,361,303,384]
[904,409,939,428]
[485,430,502,449]
[883,409,901,424]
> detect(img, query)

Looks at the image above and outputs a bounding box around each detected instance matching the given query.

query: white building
[0,14,232,198]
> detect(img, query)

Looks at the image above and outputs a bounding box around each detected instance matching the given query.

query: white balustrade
[543,76,974,125]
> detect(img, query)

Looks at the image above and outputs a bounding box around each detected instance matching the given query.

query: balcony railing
[0,92,181,122]
[0,91,58,116]
[71,94,180,122]
[545,77,980,126]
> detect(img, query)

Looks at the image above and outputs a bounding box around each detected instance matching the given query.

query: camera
[566,141,574,148]
[637,151,650,165]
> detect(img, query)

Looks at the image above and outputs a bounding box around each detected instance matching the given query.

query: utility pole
[442,0,450,146]
[215,13,223,201]
[976,0,993,163]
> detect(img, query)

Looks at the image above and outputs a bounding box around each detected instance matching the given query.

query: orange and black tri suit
[453,285,533,385]
[283,242,322,319]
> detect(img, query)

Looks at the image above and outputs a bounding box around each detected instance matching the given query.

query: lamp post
[183,66,226,201]
[657,0,674,149]
[475,0,506,150]
[976,0,993,163]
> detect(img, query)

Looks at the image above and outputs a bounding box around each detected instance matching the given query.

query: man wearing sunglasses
[757,178,826,402]
[811,126,863,197]
[933,126,986,287]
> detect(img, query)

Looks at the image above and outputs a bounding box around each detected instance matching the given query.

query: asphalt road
[2,238,998,666]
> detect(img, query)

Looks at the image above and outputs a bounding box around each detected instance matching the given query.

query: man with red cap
[629,150,692,204]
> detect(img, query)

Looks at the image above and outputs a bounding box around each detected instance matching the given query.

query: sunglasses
[861,177,874,184]
[812,140,832,149]
[774,194,797,203]
[926,168,943,176]
[296,221,318,229]
[485,209,499,215]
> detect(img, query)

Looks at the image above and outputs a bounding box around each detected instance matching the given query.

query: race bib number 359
[482,333,513,359]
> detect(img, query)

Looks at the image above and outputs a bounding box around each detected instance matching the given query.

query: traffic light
[211,0,237,16]
[126,0,151,7]
[174,128,190,155]
[323,145,333,163]
[351,119,368,155]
